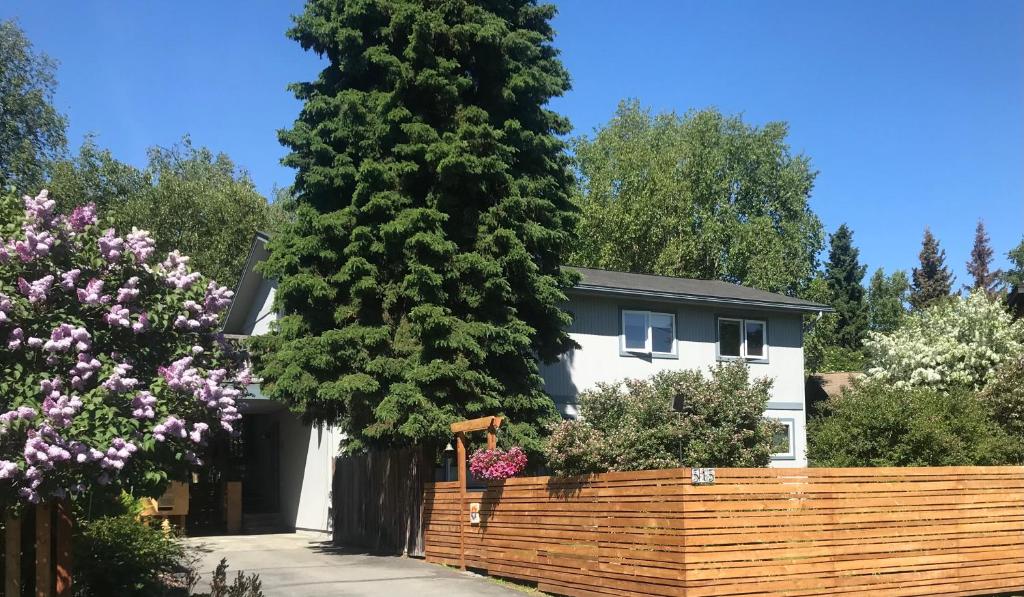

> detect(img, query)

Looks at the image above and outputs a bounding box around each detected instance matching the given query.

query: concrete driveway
[184,533,524,597]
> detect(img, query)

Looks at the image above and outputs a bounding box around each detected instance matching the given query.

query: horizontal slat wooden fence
[423,466,1024,597]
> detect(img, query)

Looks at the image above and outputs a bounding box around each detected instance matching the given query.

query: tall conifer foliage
[251,0,578,453]
[910,227,954,310]
[824,224,868,349]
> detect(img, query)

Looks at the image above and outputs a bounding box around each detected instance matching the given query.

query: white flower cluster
[864,290,1024,392]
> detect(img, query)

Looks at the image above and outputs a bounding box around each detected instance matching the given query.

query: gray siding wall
[539,292,808,466]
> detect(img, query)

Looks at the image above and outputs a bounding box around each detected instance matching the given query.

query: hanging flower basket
[469,447,527,480]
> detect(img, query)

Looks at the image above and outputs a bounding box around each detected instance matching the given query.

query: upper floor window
[717,317,767,361]
[621,310,676,357]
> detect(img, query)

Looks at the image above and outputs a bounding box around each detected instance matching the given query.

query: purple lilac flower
[17,275,55,304]
[159,357,201,391]
[23,191,56,225]
[0,406,37,428]
[101,362,138,394]
[77,278,107,305]
[70,353,102,389]
[7,327,23,350]
[152,416,188,442]
[14,226,53,262]
[125,228,156,263]
[189,422,209,444]
[40,379,83,428]
[105,304,131,327]
[161,251,201,289]
[131,391,157,420]
[43,324,91,353]
[203,282,234,313]
[0,460,18,479]
[60,269,81,291]
[26,336,43,348]
[98,229,125,263]
[0,295,12,324]
[131,312,149,333]
[69,203,97,231]
[100,438,137,470]
[116,277,140,303]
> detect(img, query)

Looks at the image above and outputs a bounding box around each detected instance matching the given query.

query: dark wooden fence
[2,502,73,597]
[424,466,1024,597]
[332,448,428,556]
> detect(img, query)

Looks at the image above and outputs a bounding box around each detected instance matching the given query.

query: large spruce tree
[910,227,954,310]
[251,0,578,453]
[824,224,868,349]
[965,220,1000,294]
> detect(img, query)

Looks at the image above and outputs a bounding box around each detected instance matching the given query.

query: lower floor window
[770,418,796,460]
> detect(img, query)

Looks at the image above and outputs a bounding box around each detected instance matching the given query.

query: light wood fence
[423,466,1024,597]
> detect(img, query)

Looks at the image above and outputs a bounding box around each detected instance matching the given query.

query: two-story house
[221,233,830,532]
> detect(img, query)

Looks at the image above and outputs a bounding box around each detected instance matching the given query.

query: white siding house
[541,268,831,467]
[222,233,343,533]
[224,236,831,530]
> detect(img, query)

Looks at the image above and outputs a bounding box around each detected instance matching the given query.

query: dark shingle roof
[566,266,832,313]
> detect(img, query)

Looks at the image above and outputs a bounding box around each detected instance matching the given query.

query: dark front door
[242,414,280,514]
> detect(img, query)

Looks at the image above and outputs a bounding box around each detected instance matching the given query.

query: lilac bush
[0,191,248,507]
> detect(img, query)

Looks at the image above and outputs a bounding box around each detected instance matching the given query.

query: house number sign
[691,468,716,485]
[469,502,481,525]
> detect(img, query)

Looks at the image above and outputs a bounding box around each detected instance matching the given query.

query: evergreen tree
[910,227,954,310]
[965,220,1000,294]
[250,0,578,454]
[824,224,868,349]
[1005,237,1024,289]
[867,268,909,333]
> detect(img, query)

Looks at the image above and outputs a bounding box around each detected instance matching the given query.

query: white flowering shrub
[864,291,1024,392]
[0,191,248,507]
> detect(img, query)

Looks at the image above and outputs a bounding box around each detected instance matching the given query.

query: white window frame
[620,309,677,358]
[770,417,796,461]
[717,317,769,362]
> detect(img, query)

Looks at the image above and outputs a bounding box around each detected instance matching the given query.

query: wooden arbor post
[448,416,503,570]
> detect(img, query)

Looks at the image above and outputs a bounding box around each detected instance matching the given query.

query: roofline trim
[571,284,834,313]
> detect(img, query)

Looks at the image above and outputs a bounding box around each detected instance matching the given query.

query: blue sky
[3,1,1021,284]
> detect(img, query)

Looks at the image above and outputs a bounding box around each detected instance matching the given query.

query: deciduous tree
[48,137,278,287]
[0,20,68,192]
[250,0,578,454]
[571,100,823,294]
[866,268,908,333]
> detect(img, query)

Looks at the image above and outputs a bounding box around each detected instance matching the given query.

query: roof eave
[570,284,834,314]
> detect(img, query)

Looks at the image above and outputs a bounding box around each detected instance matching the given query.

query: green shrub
[203,558,264,597]
[73,515,186,597]
[545,362,780,476]
[807,381,1023,467]
[981,355,1024,447]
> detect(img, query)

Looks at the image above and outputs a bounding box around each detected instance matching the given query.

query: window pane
[718,319,741,357]
[650,313,674,354]
[623,311,647,350]
[745,321,765,357]
[772,422,792,454]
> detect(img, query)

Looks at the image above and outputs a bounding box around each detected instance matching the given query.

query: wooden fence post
[455,431,466,570]
[36,502,53,597]
[5,511,21,597]
[55,500,73,597]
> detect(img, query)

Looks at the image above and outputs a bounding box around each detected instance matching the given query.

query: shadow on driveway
[183,533,524,597]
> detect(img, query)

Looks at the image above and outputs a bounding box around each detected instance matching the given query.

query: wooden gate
[2,502,74,597]
[332,447,427,556]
